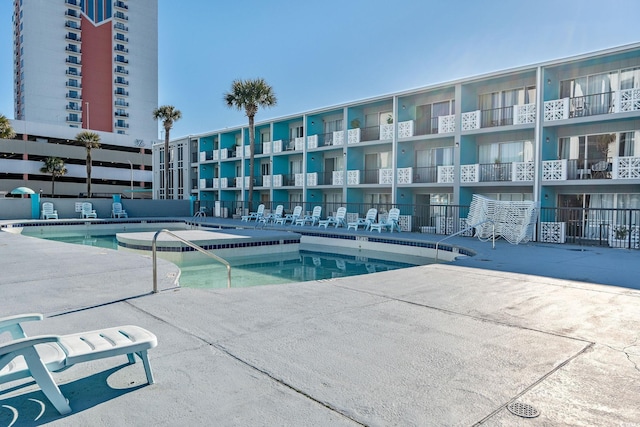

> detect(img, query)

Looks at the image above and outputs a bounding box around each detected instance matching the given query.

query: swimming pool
[28,231,432,289]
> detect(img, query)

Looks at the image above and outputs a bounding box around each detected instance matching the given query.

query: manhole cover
[507,402,540,418]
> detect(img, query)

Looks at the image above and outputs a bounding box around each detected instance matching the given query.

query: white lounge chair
[264,204,284,224]
[369,208,401,233]
[81,202,97,219]
[41,202,58,220]
[295,206,322,226]
[347,208,377,231]
[318,207,347,229]
[277,205,302,225]
[241,204,265,222]
[0,313,157,415]
[111,202,128,218]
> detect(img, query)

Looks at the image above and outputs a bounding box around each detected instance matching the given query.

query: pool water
[39,234,427,289]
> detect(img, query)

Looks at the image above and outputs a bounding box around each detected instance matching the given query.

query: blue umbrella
[10,186,36,195]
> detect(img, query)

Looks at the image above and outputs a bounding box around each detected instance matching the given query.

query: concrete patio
[1,222,639,426]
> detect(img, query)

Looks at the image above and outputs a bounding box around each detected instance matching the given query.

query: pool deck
[1,218,640,426]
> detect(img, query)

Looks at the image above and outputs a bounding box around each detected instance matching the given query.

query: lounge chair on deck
[369,208,401,233]
[241,204,265,222]
[41,202,58,220]
[318,207,347,229]
[295,206,322,226]
[347,208,377,231]
[111,202,128,218]
[277,205,302,225]
[81,202,97,219]
[0,313,157,415]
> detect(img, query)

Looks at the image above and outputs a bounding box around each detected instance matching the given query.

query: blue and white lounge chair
[241,204,265,222]
[41,202,58,220]
[318,207,347,229]
[295,206,322,226]
[0,313,157,415]
[369,208,402,233]
[81,202,97,219]
[111,202,128,218]
[347,208,377,231]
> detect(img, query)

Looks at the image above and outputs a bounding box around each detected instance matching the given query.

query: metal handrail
[152,229,231,292]
[435,220,495,262]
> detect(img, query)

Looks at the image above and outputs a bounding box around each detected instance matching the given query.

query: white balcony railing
[263,141,272,154]
[512,161,535,181]
[437,165,454,183]
[307,134,318,149]
[347,128,361,144]
[220,177,228,188]
[294,173,304,186]
[398,120,414,138]
[295,137,305,151]
[307,172,317,186]
[542,160,567,181]
[397,167,412,184]
[263,175,272,187]
[461,111,480,131]
[273,140,283,153]
[513,103,536,125]
[380,124,394,140]
[332,170,344,185]
[347,170,360,185]
[460,164,479,182]
[333,130,345,146]
[379,168,393,184]
[273,174,282,187]
[438,115,455,134]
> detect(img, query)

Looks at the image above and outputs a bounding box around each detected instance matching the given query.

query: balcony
[114,122,129,129]
[114,34,129,43]
[544,90,640,122]
[114,22,129,32]
[65,34,81,42]
[114,111,129,118]
[115,100,129,107]
[114,1,128,10]
[114,57,128,64]
[114,67,128,74]
[65,81,81,88]
[65,58,81,65]
[64,9,80,19]
[114,78,129,85]
[64,21,81,30]
[65,0,81,8]
[114,12,128,21]
[66,104,81,111]
[65,46,81,53]
[66,115,81,123]
[65,93,82,100]
[114,46,129,53]
[542,157,640,181]
[114,89,129,96]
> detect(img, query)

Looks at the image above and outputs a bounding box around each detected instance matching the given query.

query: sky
[1,0,639,139]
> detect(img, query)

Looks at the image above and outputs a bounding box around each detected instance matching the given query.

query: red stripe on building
[80,16,113,132]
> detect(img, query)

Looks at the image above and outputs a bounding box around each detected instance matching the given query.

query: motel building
[155,42,640,246]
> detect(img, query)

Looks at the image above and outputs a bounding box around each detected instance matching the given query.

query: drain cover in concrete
[507,402,540,418]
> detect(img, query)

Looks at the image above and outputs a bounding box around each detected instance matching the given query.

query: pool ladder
[152,229,231,293]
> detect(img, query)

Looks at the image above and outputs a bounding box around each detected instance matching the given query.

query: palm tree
[0,114,16,139]
[40,157,67,197]
[76,131,101,198]
[224,78,277,210]
[152,105,182,199]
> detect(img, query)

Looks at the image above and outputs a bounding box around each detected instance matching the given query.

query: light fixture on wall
[401,149,405,154]
[402,105,406,110]
[544,194,549,200]
[546,137,550,143]
[311,121,314,125]
[547,78,551,85]
[311,157,315,161]
[455,142,460,147]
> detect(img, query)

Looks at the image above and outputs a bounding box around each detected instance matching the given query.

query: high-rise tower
[13,0,158,139]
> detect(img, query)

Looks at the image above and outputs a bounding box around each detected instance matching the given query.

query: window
[260,129,270,143]
[479,141,533,163]
[619,131,640,157]
[290,125,303,140]
[416,99,455,135]
[323,119,342,133]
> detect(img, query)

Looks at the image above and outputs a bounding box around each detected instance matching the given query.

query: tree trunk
[164,129,170,199]
[87,151,92,198]
[248,115,255,211]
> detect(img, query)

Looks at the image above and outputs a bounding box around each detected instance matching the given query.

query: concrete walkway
[1,221,639,426]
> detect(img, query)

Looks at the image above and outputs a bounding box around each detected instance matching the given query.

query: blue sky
[1,0,639,139]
